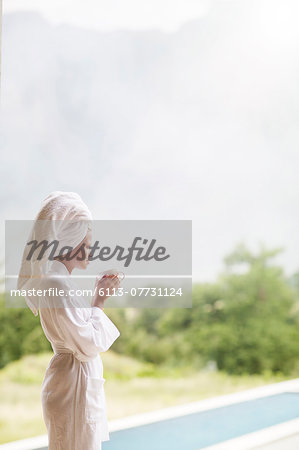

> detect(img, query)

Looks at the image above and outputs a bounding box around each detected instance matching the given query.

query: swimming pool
[1,380,299,450]
[103,392,299,450]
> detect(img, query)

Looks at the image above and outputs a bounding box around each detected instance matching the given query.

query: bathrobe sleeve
[44,278,120,360]
[55,305,120,359]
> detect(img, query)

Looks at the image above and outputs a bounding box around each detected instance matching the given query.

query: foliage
[108,243,299,375]
[1,243,299,376]
[0,299,52,369]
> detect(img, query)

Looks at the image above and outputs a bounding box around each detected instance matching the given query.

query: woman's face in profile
[70,228,92,270]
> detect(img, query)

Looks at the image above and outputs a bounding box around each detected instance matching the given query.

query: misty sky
[4,0,210,32]
[1,0,299,282]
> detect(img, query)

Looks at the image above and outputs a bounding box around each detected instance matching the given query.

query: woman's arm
[46,277,120,361]
[55,305,120,359]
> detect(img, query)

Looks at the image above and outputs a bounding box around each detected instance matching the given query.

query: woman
[17,191,121,450]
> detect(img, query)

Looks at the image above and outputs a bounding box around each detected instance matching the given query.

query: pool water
[103,393,299,450]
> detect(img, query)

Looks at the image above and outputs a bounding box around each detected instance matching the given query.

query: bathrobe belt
[51,344,93,362]
[52,344,74,355]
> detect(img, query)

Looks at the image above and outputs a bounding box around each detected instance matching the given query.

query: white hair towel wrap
[17,191,92,316]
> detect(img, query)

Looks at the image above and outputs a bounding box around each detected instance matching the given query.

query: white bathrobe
[38,259,120,450]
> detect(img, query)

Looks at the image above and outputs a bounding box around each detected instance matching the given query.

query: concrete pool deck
[256,432,299,449]
[1,377,299,450]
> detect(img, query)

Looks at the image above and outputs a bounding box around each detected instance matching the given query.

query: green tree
[187,244,299,374]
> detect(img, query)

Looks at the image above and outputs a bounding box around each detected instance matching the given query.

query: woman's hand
[91,274,120,310]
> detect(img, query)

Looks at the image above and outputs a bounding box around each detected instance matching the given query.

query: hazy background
[1,0,299,281]
[1,1,299,446]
